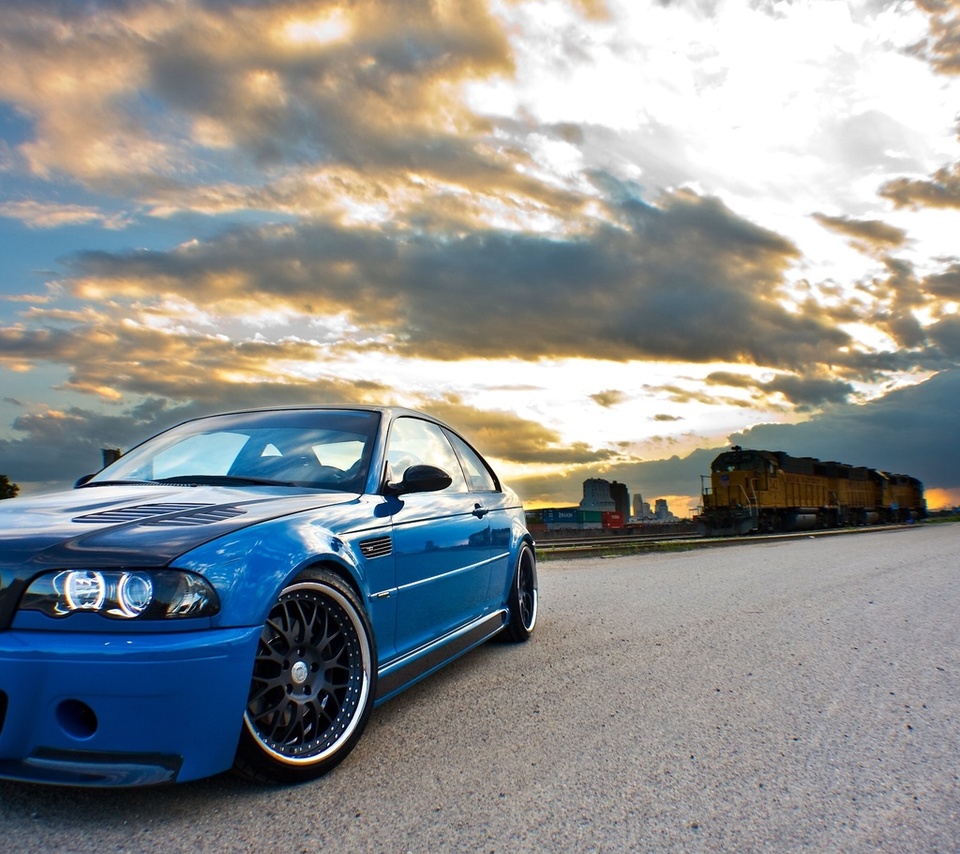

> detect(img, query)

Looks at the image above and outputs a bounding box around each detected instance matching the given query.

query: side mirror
[387,465,452,496]
[74,474,95,488]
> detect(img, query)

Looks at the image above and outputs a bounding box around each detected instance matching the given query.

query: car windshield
[84,409,380,492]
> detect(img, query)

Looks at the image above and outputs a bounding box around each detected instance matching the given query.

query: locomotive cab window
[713,451,766,474]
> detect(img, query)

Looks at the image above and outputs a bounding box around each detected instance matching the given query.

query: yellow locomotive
[695,446,925,537]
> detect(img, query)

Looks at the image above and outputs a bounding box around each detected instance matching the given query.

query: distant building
[580,478,616,512]
[580,478,632,517]
[633,493,651,520]
[654,498,676,522]
[609,481,630,519]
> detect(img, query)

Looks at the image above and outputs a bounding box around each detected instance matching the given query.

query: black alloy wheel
[503,542,538,642]
[234,570,376,784]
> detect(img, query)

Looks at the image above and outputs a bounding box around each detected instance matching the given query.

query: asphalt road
[2,524,958,852]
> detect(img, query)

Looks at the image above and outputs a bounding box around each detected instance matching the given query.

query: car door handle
[472,503,489,518]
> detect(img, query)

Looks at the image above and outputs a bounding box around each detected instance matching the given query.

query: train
[695,446,925,537]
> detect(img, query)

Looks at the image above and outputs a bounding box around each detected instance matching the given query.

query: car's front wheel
[234,569,376,784]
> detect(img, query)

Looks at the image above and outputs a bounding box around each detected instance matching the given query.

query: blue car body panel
[0,406,535,786]
[0,626,261,785]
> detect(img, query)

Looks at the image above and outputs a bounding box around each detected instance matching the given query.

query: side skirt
[374,610,507,704]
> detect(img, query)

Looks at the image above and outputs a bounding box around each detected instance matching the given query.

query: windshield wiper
[153,475,299,487]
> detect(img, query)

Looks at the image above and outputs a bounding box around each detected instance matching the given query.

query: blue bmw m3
[0,406,538,786]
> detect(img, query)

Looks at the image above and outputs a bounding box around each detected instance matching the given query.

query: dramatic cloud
[590,389,628,408]
[0,318,385,401]
[881,163,960,209]
[35,187,845,372]
[0,201,132,230]
[1,0,959,510]
[881,2,960,209]
[704,371,856,410]
[813,213,907,253]
[912,0,960,76]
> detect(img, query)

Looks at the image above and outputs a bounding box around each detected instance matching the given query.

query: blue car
[0,406,538,786]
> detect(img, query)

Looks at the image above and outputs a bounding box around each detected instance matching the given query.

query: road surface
[1,524,957,852]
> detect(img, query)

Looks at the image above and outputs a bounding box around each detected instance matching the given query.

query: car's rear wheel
[234,570,376,784]
[502,543,538,642]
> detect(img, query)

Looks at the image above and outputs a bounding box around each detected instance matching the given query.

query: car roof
[175,405,463,440]
[194,404,444,423]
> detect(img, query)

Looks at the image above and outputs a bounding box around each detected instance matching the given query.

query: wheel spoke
[273,699,307,746]
[288,599,309,645]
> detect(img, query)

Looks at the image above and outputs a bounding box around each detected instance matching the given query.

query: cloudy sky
[1,0,959,513]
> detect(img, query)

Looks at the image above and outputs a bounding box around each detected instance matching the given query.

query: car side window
[385,418,467,493]
[446,431,499,493]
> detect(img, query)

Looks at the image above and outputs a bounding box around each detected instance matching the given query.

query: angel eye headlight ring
[114,572,154,618]
[63,570,107,612]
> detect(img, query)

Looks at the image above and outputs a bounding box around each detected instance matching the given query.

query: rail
[535,530,700,555]
[534,523,922,557]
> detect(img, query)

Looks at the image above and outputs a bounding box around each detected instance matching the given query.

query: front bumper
[0,625,262,786]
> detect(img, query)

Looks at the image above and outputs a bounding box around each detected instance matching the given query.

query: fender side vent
[359,535,392,559]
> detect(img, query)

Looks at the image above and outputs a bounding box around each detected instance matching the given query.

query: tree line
[0,474,19,499]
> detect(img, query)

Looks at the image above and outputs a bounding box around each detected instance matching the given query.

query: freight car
[695,446,925,537]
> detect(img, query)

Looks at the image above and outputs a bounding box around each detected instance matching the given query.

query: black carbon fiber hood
[0,484,354,571]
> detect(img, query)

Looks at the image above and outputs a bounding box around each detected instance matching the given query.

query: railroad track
[534,523,922,556]
[535,531,699,555]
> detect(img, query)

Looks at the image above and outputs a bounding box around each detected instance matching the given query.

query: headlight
[21,569,220,620]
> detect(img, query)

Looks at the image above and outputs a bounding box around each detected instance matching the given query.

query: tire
[234,570,376,784]
[502,542,538,642]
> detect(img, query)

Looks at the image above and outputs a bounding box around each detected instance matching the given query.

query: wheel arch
[294,555,367,605]
[497,527,536,596]
[520,531,537,556]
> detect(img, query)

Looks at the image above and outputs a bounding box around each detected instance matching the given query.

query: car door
[443,427,513,602]
[385,416,492,658]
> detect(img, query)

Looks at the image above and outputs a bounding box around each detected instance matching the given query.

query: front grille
[359,535,392,559]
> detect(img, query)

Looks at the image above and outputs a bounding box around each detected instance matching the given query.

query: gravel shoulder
[1,524,957,852]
